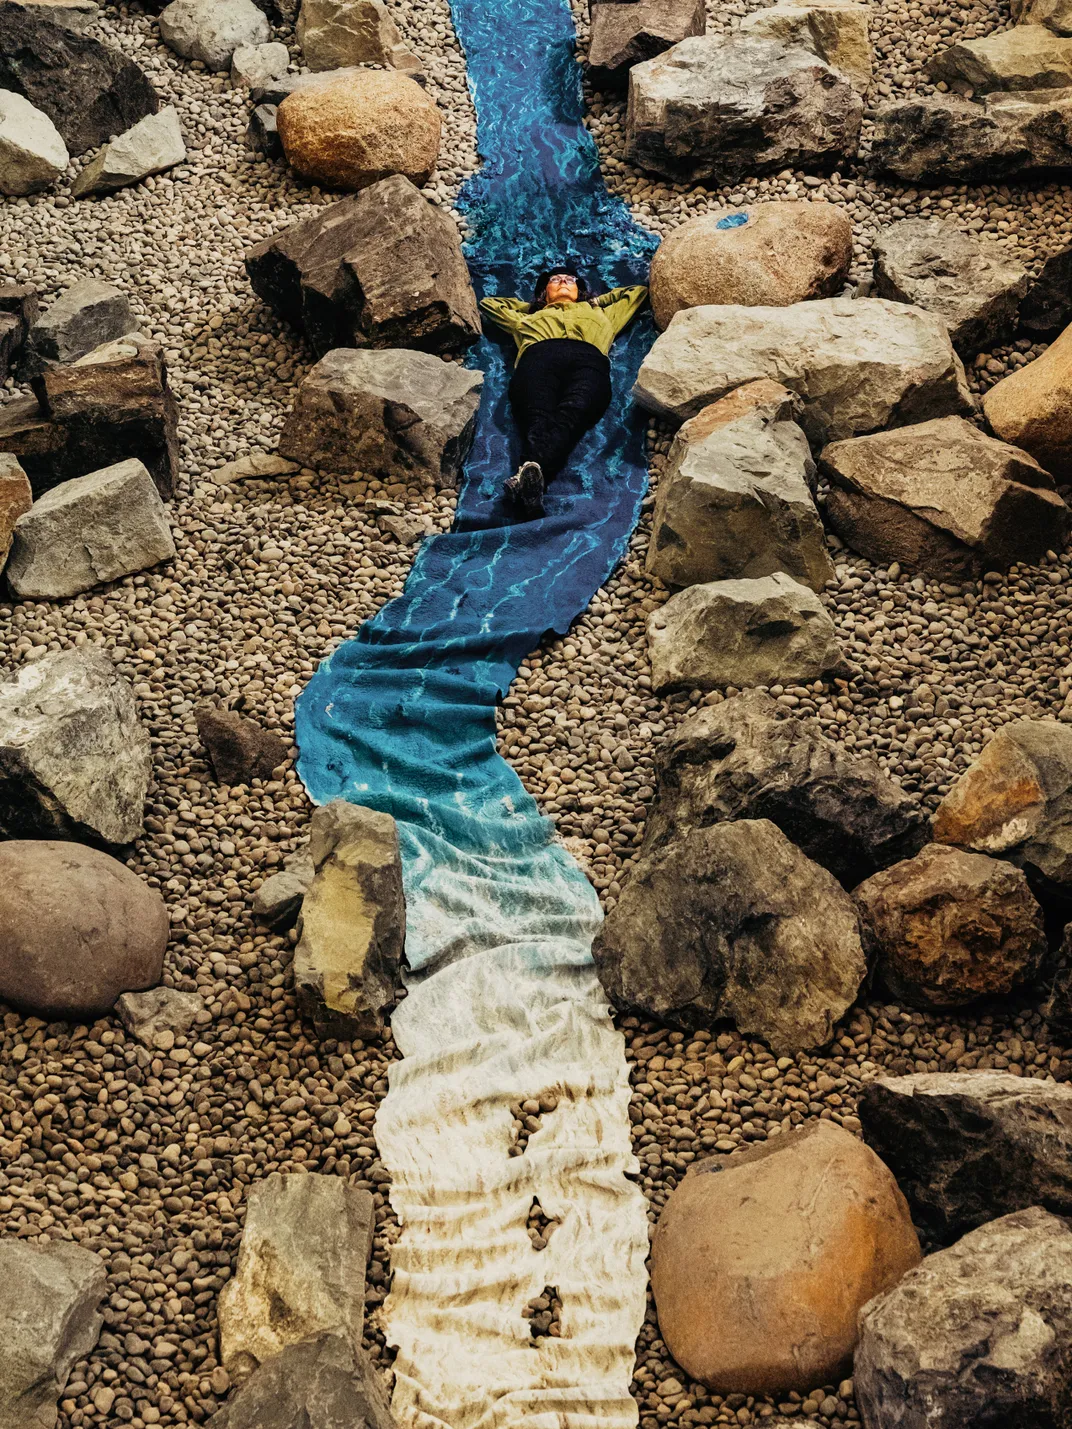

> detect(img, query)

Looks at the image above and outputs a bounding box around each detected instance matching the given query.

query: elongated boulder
[646,380,833,592]
[0,88,67,194]
[740,0,872,92]
[588,0,705,88]
[642,689,927,888]
[71,104,186,197]
[928,27,1072,94]
[1020,243,1072,336]
[158,0,271,69]
[207,1334,397,1429]
[626,34,862,183]
[296,0,419,73]
[0,453,30,569]
[984,318,1072,477]
[858,1071,1072,1243]
[819,416,1069,580]
[26,277,137,369]
[633,297,973,444]
[593,817,866,1051]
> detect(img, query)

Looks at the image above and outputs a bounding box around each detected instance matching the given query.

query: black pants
[508,338,613,482]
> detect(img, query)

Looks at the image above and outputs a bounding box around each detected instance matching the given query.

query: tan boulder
[649,203,853,329]
[740,0,872,92]
[277,68,441,191]
[0,452,30,571]
[651,1121,920,1394]
[983,320,1072,476]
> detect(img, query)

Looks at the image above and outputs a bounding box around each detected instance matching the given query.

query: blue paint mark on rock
[716,212,750,229]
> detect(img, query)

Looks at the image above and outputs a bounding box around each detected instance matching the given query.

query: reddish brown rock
[0,452,31,569]
[196,705,289,785]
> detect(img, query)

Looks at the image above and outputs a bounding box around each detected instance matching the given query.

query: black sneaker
[504,461,545,516]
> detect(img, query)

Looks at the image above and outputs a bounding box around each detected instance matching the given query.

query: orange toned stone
[984,319,1072,476]
[933,730,1046,853]
[680,378,799,440]
[0,453,30,570]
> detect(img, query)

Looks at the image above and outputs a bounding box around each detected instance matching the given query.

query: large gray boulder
[633,297,974,444]
[625,33,862,183]
[855,1207,1072,1429]
[0,647,150,844]
[647,571,844,692]
[739,0,873,92]
[26,277,137,370]
[642,689,928,888]
[208,1334,396,1429]
[928,27,1072,94]
[646,379,833,593]
[158,0,271,69]
[588,0,705,88]
[593,817,866,1052]
[820,416,1070,581]
[0,1239,106,1429]
[296,0,420,73]
[71,105,186,197]
[279,347,483,492]
[858,1071,1072,1244]
[0,89,67,194]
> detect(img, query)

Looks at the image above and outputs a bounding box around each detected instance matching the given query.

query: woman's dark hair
[532,267,591,309]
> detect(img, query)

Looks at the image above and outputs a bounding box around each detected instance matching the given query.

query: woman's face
[545,273,579,305]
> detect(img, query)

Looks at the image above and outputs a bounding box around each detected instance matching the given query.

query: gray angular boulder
[593,817,866,1052]
[855,1207,1072,1429]
[0,88,67,194]
[279,347,483,491]
[252,853,314,930]
[626,33,862,182]
[72,104,186,197]
[633,297,974,444]
[858,1071,1072,1243]
[26,277,137,370]
[0,647,150,844]
[116,985,204,1047]
[588,0,705,89]
[158,0,271,70]
[928,26,1072,94]
[739,0,873,93]
[642,689,927,888]
[647,571,844,692]
[296,0,420,73]
[207,1333,397,1429]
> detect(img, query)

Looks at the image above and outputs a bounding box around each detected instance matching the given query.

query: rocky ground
[2,0,1072,1425]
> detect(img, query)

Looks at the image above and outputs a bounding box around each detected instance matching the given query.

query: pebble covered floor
[0,0,1070,1427]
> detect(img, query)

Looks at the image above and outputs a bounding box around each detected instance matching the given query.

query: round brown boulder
[649,202,854,329]
[0,841,167,1019]
[854,842,1046,1009]
[277,69,441,191]
[651,1121,920,1394]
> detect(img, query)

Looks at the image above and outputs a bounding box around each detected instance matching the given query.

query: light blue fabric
[716,212,750,229]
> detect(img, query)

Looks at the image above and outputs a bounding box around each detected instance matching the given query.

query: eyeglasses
[547,273,577,283]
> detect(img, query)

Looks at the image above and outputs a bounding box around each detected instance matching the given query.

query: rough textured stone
[279,347,482,491]
[625,34,862,183]
[651,1122,919,1394]
[218,1173,374,1382]
[859,1071,1072,1243]
[984,318,1072,477]
[855,1207,1072,1429]
[26,277,136,370]
[642,689,928,888]
[928,26,1072,93]
[116,985,204,1048]
[593,817,866,1051]
[872,217,1028,357]
[647,571,845,692]
[230,39,289,88]
[0,1238,106,1429]
[0,648,150,844]
[7,457,176,599]
[207,1334,396,1429]
[252,853,314,929]
[0,840,167,1019]
[0,88,66,194]
[246,100,281,158]
[277,68,440,190]
[633,297,974,444]
[158,0,271,70]
[296,0,419,73]
[1014,0,1072,33]
[854,842,1047,1009]
[0,452,30,570]
[739,0,872,91]
[1043,919,1072,1033]
[195,704,289,784]
[646,381,833,591]
[649,202,853,328]
[820,416,1069,580]
[588,0,705,88]
[71,104,185,197]
[1020,244,1072,336]
[17,0,99,29]
[294,800,406,1039]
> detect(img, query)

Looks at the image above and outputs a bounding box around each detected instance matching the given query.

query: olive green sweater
[479,285,649,364]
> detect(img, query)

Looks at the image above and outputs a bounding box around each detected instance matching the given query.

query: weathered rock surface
[0,452,30,569]
[633,297,974,443]
[651,1122,919,1393]
[230,39,289,88]
[0,88,67,194]
[116,985,204,1048]
[872,217,1028,357]
[646,381,833,591]
[819,416,1069,580]
[928,26,1072,94]
[195,704,289,784]
[854,842,1047,1008]
[71,104,185,197]
[1020,243,1072,336]
[26,277,137,370]
[740,0,872,91]
[984,318,1072,477]
[855,1207,1072,1429]
[593,816,866,1051]
[158,0,270,69]
[0,648,150,844]
[0,1238,106,1429]
[1014,0,1072,31]
[218,1172,374,1382]
[588,0,705,88]
[649,202,853,328]
[7,457,175,598]
[252,853,314,929]
[294,800,406,1038]
[246,99,281,158]
[18,0,99,29]
[0,840,167,1019]
[858,1070,1072,1242]
[625,34,862,183]
[642,689,928,888]
[647,571,845,692]
[207,1333,397,1429]
[279,347,482,491]
[296,0,419,73]
[277,68,440,190]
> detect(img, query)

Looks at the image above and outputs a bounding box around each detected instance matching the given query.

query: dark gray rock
[26,277,137,370]
[246,101,282,158]
[208,1334,397,1429]
[1020,244,1072,336]
[588,0,705,88]
[0,281,37,378]
[252,853,314,929]
[246,193,366,346]
[196,704,289,784]
[116,985,205,1047]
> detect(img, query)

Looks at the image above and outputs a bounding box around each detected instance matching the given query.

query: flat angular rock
[116,985,204,1047]
[27,277,137,369]
[634,297,973,444]
[0,1238,106,1429]
[8,457,175,598]
[252,853,314,929]
[0,3,159,156]
[594,817,866,1051]
[855,1207,1072,1429]
[246,100,281,158]
[1014,0,1072,33]
[0,648,150,844]
[296,0,419,73]
[71,104,185,197]
[872,217,1028,357]
[858,1070,1072,1243]
[158,0,270,69]
[207,1333,397,1429]
[854,842,1047,1009]
[625,34,862,183]
[279,347,482,491]
[642,688,928,888]
[928,26,1072,94]
[210,451,298,484]
[196,704,289,784]
[984,317,1072,476]
[646,380,833,592]
[0,88,67,193]
[218,1173,375,1382]
[19,0,98,28]
[0,452,30,569]
[1020,244,1072,336]
[740,0,872,91]
[294,800,406,1039]
[588,0,705,89]
[231,40,289,87]
[647,571,844,692]
[820,416,1069,579]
